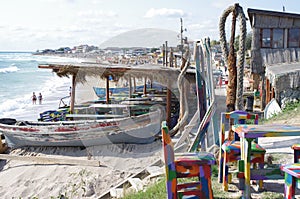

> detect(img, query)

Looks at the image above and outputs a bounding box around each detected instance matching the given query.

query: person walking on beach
[32,92,37,105]
[69,86,72,96]
[38,93,43,105]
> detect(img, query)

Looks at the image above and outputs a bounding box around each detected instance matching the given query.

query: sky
[0,0,298,51]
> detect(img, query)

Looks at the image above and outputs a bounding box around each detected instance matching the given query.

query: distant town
[32,40,232,67]
[34,44,162,57]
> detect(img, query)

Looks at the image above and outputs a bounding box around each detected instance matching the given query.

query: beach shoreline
[0,52,164,198]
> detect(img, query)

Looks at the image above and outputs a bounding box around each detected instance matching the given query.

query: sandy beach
[0,83,299,198]
[0,141,162,198]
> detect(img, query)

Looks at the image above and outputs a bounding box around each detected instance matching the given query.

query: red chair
[162,121,216,199]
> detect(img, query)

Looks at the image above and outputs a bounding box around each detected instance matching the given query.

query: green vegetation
[122,178,166,199]
[262,101,300,123]
[121,165,244,199]
[234,32,252,51]
[210,31,252,51]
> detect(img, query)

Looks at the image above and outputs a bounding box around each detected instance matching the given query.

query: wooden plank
[0,154,101,167]
[128,178,144,191]
[188,102,216,152]
[174,109,199,150]
[98,159,162,199]
[106,76,110,104]
[89,104,133,108]
[145,166,164,178]
[109,188,124,198]
[66,114,127,118]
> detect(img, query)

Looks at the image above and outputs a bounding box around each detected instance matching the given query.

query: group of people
[32,92,43,105]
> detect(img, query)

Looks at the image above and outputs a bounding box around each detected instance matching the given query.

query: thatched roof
[38,62,182,85]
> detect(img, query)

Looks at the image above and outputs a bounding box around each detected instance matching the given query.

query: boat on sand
[0,61,191,148]
[0,109,162,148]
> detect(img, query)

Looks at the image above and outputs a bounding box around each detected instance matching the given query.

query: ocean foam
[0,65,20,73]
[0,52,83,120]
[0,75,71,120]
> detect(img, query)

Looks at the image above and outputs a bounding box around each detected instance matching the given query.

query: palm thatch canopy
[38,62,181,85]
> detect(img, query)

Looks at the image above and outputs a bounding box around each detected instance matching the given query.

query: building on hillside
[248,8,300,108]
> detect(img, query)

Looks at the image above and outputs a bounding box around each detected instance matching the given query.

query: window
[288,28,300,48]
[261,28,284,49]
[261,29,271,48]
[273,29,284,48]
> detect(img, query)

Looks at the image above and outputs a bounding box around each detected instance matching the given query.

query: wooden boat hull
[0,111,162,148]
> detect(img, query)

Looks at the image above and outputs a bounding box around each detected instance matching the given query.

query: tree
[245,32,252,50]
[150,48,160,53]
[234,31,252,51]
[210,40,220,47]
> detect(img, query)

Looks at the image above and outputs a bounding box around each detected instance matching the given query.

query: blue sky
[0,0,298,51]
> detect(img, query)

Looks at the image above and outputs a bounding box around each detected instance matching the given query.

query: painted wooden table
[232,124,300,199]
[280,163,300,199]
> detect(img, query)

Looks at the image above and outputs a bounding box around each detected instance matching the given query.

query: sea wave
[0,52,83,64]
[0,97,29,114]
[0,75,71,120]
[0,65,20,73]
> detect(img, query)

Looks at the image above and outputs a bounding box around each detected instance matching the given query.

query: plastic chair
[161,121,216,199]
[218,110,266,191]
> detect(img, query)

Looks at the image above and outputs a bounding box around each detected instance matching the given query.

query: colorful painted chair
[218,110,266,191]
[291,144,300,163]
[162,121,216,199]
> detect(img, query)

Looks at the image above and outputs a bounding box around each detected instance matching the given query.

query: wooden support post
[129,75,132,98]
[166,80,172,128]
[143,77,147,95]
[169,47,174,67]
[70,74,76,114]
[165,41,168,67]
[261,73,266,110]
[271,87,275,99]
[265,78,270,105]
[133,77,136,93]
[106,76,110,104]
[251,73,260,91]
[162,44,165,66]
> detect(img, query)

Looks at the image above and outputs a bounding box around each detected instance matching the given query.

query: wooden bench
[280,163,300,199]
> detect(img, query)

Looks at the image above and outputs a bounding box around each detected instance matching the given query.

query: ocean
[0,52,82,121]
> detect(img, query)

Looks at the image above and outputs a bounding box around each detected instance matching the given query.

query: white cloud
[77,10,117,18]
[144,8,185,18]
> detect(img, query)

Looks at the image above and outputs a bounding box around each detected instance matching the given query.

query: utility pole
[180,18,183,58]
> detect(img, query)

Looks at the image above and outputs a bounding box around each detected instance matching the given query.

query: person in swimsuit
[38,93,43,105]
[32,92,37,105]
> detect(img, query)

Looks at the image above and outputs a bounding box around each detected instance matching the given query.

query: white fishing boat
[0,109,162,148]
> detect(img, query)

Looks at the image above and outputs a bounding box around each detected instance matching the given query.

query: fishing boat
[0,61,192,148]
[0,109,162,148]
